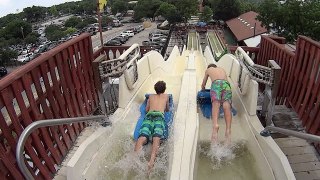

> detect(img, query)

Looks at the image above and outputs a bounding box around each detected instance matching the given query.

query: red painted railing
[0,33,98,179]
[287,36,320,136]
[257,36,295,105]
[254,35,320,150]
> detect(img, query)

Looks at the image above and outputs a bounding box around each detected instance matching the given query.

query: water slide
[65,32,295,179]
[207,30,227,59]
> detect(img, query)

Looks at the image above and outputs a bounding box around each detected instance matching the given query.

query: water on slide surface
[196,141,260,180]
[96,72,182,179]
[97,103,173,180]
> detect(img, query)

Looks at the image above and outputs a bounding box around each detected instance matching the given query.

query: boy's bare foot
[224,136,231,146]
[211,125,219,143]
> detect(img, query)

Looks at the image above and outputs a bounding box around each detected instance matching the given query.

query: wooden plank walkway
[272,105,320,180]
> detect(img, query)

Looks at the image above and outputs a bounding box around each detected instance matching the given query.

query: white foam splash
[96,102,172,180]
[199,140,247,170]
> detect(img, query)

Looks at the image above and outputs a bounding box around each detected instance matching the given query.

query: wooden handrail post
[92,54,108,115]
[264,60,281,126]
[269,60,281,99]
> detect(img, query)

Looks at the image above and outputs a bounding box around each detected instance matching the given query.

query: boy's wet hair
[154,81,166,94]
[207,64,217,69]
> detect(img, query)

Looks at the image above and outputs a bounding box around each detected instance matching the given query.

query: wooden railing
[287,36,320,136]
[0,33,98,179]
[251,35,320,151]
[257,36,295,105]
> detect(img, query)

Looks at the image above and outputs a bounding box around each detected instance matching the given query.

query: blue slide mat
[197,90,237,119]
[133,94,174,141]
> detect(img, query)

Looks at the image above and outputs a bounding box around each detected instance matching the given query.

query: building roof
[226,11,268,42]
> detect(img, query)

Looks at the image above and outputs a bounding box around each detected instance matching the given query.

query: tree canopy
[156,2,182,24]
[200,6,213,22]
[134,0,198,22]
[49,6,59,16]
[111,0,128,14]
[65,17,82,28]
[215,0,241,21]
[4,20,32,40]
[174,0,199,22]
[134,0,163,20]
[23,6,47,22]
[257,0,320,42]
[45,25,66,41]
[102,16,114,26]
[0,48,18,66]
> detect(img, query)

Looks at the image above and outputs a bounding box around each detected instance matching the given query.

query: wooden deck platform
[272,105,320,180]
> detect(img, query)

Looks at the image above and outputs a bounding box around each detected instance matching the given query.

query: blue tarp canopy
[197,21,207,27]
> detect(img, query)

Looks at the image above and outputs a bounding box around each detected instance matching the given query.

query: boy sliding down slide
[134,81,169,171]
[201,64,233,145]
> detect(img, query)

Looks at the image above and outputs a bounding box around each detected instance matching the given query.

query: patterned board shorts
[139,111,165,141]
[210,79,232,104]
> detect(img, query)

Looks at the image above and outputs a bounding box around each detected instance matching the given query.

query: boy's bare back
[147,94,169,113]
[206,67,227,82]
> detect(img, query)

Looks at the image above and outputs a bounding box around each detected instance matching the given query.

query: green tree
[156,2,182,24]
[302,0,320,41]
[45,25,66,41]
[25,32,39,44]
[4,20,32,40]
[0,13,24,28]
[76,21,88,29]
[215,0,241,21]
[49,6,59,16]
[64,27,77,35]
[257,0,281,31]
[0,48,18,66]
[200,6,213,22]
[83,17,98,25]
[82,0,97,15]
[56,2,78,14]
[23,6,47,22]
[102,16,114,26]
[73,0,96,15]
[64,16,82,28]
[134,0,163,20]
[111,0,128,14]
[258,0,320,42]
[174,0,198,22]
[239,0,258,13]
[206,0,221,18]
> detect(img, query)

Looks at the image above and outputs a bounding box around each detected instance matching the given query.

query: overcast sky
[0,0,80,17]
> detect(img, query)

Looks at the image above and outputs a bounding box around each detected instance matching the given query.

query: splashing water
[98,138,170,180]
[196,140,260,180]
[198,140,247,170]
[96,102,173,180]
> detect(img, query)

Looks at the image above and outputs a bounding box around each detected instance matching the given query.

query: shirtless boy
[134,81,169,170]
[201,64,232,144]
